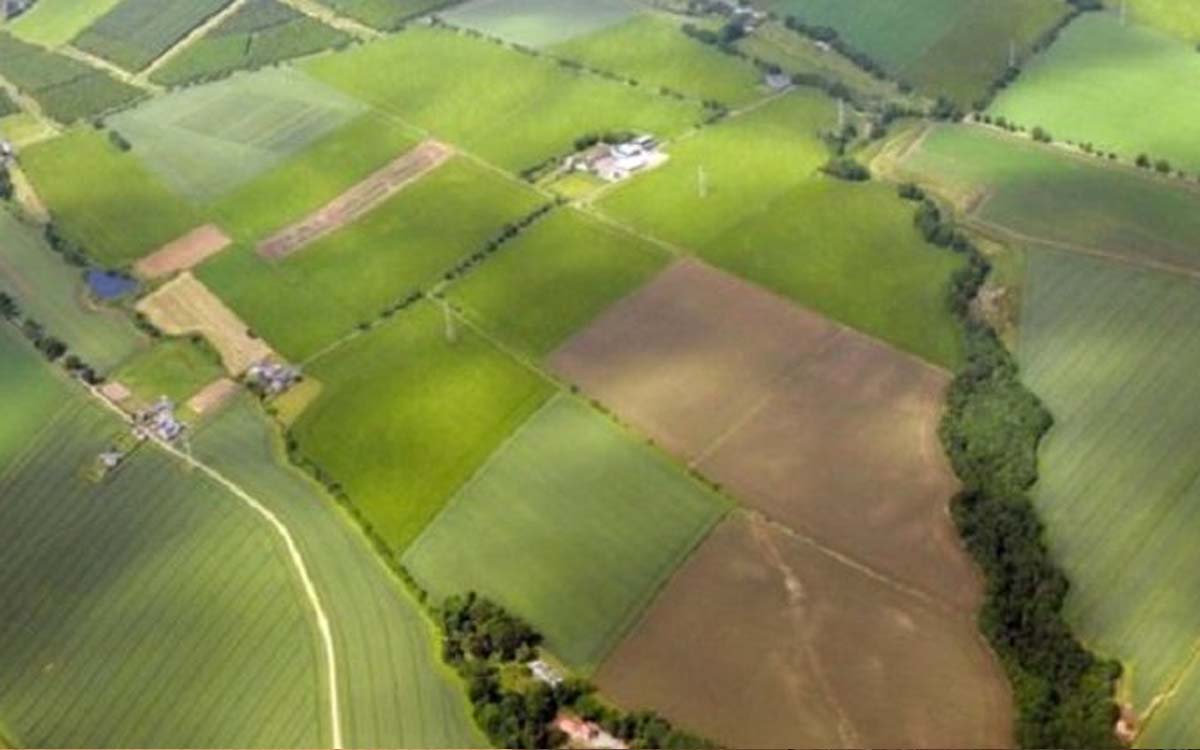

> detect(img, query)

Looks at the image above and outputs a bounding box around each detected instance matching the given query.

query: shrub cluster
[820,156,870,181]
[899,185,1122,748]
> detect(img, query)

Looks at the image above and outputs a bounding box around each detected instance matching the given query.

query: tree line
[897,183,1122,748]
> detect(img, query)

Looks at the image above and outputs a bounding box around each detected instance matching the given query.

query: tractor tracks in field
[85,387,345,749]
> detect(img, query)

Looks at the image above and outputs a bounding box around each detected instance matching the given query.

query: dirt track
[257,140,454,260]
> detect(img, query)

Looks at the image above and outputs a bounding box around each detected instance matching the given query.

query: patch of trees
[0,290,100,382]
[898,184,1122,748]
[0,164,12,201]
[820,156,870,181]
[43,221,91,268]
[782,16,897,89]
[441,592,713,750]
[680,20,746,52]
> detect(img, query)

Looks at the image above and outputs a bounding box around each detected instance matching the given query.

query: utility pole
[441,298,457,344]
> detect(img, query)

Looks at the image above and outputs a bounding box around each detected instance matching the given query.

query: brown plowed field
[257,140,454,259]
[134,224,232,280]
[596,514,1013,749]
[550,259,1012,748]
[136,272,274,375]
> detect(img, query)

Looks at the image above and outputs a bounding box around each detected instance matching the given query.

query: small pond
[86,270,138,300]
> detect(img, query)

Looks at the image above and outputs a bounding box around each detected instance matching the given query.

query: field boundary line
[278,0,380,40]
[1136,634,1200,741]
[56,45,160,93]
[138,0,254,82]
[85,387,344,749]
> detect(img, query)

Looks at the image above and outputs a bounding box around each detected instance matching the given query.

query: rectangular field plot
[596,514,1012,749]
[703,178,965,369]
[112,337,225,407]
[7,0,124,47]
[303,25,702,171]
[292,302,554,552]
[72,0,235,72]
[1124,0,1200,41]
[447,208,669,357]
[150,0,352,88]
[0,210,144,371]
[550,13,764,106]
[596,89,836,251]
[894,125,1200,275]
[0,327,68,470]
[199,157,543,361]
[0,347,327,747]
[1019,249,1200,736]
[210,110,421,242]
[314,0,454,31]
[550,259,975,609]
[765,0,1069,107]
[443,0,637,47]
[108,67,366,204]
[990,12,1200,173]
[20,129,202,267]
[193,396,481,748]
[405,395,729,671]
[0,32,143,123]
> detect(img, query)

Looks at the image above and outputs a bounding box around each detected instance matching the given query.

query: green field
[20,128,202,267]
[0,332,328,746]
[0,209,144,371]
[1125,0,1200,41]
[113,337,224,406]
[7,0,123,47]
[1020,248,1200,743]
[209,110,420,242]
[313,0,453,30]
[597,88,836,250]
[405,395,729,671]
[0,32,144,123]
[73,0,234,72]
[702,178,966,369]
[304,25,702,171]
[443,0,637,47]
[0,89,17,118]
[193,396,481,747]
[201,157,543,361]
[292,302,554,552]
[109,67,366,204]
[0,326,67,470]
[765,0,1069,107]
[151,0,352,88]
[990,12,1200,173]
[894,125,1200,273]
[447,208,669,357]
[551,13,764,106]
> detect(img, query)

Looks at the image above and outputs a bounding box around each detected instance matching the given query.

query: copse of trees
[820,156,870,181]
[897,184,1121,748]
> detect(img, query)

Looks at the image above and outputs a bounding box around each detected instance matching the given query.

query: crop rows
[1020,249,1200,739]
[0,32,143,122]
[315,0,457,31]
[72,0,235,72]
[152,0,352,87]
[0,396,325,747]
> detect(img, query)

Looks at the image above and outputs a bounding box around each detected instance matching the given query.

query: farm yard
[0,209,144,371]
[19,128,201,266]
[1019,248,1200,744]
[150,0,352,87]
[446,207,670,357]
[291,302,554,552]
[199,156,543,361]
[303,24,703,172]
[404,395,730,672]
[763,0,1070,106]
[442,0,638,48]
[0,32,143,123]
[989,11,1200,173]
[71,0,236,72]
[108,67,367,205]
[892,124,1200,275]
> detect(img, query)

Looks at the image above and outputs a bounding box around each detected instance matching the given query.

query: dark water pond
[86,270,138,300]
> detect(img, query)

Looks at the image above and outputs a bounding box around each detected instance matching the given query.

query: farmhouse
[570,136,665,183]
[764,71,791,91]
[246,359,302,396]
[133,398,185,443]
[554,714,626,750]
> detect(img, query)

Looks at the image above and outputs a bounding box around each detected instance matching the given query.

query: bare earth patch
[186,377,240,415]
[550,259,1012,748]
[99,381,132,404]
[257,140,455,260]
[136,272,274,374]
[134,224,232,280]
